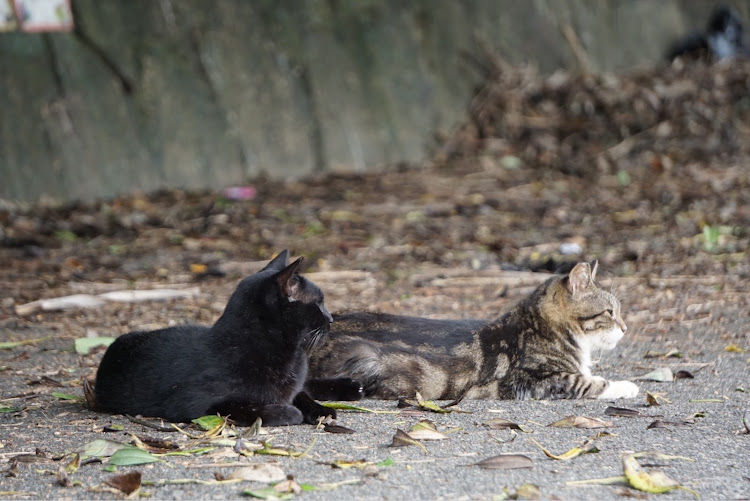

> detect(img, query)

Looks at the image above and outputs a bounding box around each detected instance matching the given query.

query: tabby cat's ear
[589,260,599,281]
[567,262,594,298]
[263,249,290,272]
[276,257,303,298]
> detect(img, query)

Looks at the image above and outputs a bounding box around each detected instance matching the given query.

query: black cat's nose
[320,305,333,325]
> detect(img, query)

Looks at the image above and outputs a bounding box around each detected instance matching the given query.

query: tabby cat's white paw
[597,380,639,400]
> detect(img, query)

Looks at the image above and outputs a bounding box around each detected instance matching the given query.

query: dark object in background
[667,5,749,61]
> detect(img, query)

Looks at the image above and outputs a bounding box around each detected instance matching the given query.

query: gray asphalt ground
[1,325,748,500]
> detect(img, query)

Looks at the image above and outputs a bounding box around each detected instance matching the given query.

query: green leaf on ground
[74,337,115,355]
[51,392,82,402]
[242,486,295,499]
[319,402,398,414]
[161,447,216,456]
[109,448,161,466]
[81,439,133,460]
[0,336,51,350]
[191,415,224,431]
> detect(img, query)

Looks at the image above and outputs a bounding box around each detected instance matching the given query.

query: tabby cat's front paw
[597,380,639,400]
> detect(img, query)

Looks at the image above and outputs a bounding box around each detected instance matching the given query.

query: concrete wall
[1,0,747,202]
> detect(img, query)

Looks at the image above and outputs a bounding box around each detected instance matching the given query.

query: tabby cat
[95,250,363,427]
[307,261,638,401]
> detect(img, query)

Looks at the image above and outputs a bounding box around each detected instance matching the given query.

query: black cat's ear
[262,250,289,272]
[276,257,303,298]
[567,262,593,298]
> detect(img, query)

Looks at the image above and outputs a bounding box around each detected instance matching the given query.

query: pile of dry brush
[436,53,750,178]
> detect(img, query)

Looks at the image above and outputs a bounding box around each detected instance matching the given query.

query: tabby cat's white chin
[592,327,624,351]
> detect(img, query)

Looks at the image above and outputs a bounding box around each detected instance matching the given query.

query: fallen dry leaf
[474,454,533,470]
[548,415,612,429]
[390,429,428,453]
[485,418,525,430]
[323,424,355,434]
[604,406,645,417]
[674,370,694,379]
[528,437,598,461]
[228,463,286,483]
[646,392,671,406]
[104,471,142,496]
[633,368,674,382]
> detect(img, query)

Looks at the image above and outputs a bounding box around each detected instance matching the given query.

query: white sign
[13,0,73,32]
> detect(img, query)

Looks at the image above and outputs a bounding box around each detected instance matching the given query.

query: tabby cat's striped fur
[307,262,638,401]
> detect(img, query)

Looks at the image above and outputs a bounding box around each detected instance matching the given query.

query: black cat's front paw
[257,404,304,426]
[207,401,304,427]
[305,377,364,401]
[293,391,336,424]
[334,377,365,401]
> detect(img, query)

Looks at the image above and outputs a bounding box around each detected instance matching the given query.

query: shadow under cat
[93,250,363,427]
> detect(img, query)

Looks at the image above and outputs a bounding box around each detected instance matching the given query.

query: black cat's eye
[606,309,613,316]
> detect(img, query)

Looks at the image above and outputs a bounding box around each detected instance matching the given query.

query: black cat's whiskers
[304,327,327,353]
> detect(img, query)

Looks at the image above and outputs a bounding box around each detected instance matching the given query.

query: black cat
[666,5,749,61]
[94,250,363,426]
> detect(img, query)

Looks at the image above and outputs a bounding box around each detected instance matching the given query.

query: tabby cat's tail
[330,343,383,396]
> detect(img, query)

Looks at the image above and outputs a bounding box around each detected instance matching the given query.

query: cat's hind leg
[305,378,364,401]
[207,400,303,426]
[293,391,337,424]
